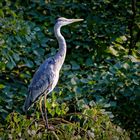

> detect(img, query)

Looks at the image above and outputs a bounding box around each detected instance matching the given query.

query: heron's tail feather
[23,93,32,113]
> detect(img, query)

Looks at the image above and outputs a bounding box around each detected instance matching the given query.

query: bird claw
[46,124,55,131]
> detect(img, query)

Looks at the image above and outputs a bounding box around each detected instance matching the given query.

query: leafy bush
[0,108,130,140]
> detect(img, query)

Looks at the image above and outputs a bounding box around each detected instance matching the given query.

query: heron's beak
[69,18,84,23]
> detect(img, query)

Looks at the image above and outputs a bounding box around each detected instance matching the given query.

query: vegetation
[0,0,140,139]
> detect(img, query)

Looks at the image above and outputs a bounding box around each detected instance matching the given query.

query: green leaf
[70,61,80,70]
[73,86,82,94]
[0,84,5,89]
[71,77,77,85]
[33,48,45,56]
[24,59,34,68]
[85,58,93,66]
[0,9,4,18]
[6,61,14,70]
[34,27,40,32]
[41,38,49,47]
[13,53,20,61]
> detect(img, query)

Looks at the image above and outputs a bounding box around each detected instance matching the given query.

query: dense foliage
[0,0,140,139]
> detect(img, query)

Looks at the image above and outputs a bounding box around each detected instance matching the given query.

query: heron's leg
[44,94,49,129]
[39,97,45,123]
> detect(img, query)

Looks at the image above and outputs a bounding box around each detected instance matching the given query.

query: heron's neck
[54,24,66,69]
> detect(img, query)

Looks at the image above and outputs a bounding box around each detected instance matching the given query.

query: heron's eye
[56,19,61,23]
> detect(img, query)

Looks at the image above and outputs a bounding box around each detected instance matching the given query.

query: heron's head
[55,17,83,27]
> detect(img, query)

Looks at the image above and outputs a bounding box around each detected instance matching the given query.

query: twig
[51,131,60,140]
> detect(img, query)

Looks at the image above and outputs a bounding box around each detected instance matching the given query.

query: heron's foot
[45,123,55,131]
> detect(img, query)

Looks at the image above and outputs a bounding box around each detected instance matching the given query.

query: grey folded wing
[23,58,56,112]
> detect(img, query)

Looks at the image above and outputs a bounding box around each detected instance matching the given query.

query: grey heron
[23,17,83,129]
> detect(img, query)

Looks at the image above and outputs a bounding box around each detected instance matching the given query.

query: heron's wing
[23,57,56,111]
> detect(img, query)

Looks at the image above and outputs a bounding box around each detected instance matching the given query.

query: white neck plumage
[53,24,67,70]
